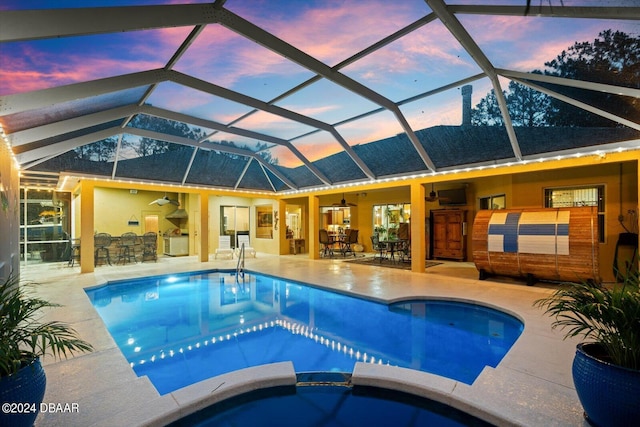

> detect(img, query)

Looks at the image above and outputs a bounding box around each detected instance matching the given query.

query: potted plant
[374,225,387,241]
[534,267,640,427]
[0,273,93,427]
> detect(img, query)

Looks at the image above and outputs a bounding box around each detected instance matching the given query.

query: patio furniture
[319,229,335,258]
[94,233,112,266]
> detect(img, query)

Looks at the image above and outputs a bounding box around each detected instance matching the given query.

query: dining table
[381,239,407,263]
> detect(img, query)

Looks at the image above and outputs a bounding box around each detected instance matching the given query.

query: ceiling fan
[425,183,450,203]
[425,183,438,202]
[149,195,179,206]
[332,193,357,207]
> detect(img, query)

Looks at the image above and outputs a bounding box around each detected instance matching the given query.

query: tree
[472,78,551,127]
[74,137,118,161]
[543,30,640,127]
[507,78,552,127]
[129,114,206,156]
[471,30,639,127]
[471,88,503,126]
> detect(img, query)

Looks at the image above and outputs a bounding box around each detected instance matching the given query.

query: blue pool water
[86,270,523,395]
[168,375,493,427]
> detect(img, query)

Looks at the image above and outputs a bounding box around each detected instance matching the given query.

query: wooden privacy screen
[472,207,600,284]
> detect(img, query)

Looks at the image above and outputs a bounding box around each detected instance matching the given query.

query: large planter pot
[572,343,640,427]
[0,358,46,427]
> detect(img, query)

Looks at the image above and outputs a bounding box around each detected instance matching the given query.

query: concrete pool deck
[23,254,588,426]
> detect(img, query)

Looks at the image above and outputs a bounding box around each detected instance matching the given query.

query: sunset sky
[1,1,637,167]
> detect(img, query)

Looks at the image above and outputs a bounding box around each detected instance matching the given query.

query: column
[410,182,426,272]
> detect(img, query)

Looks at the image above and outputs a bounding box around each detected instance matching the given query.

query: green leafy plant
[0,274,93,377]
[534,267,640,370]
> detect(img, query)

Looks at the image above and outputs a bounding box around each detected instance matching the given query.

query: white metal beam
[512,78,640,132]
[0,69,166,116]
[213,7,437,172]
[10,105,138,146]
[141,105,332,185]
[426,0,523,161]
[498,69,640,99]
[169,70,375,179]
[449,5,640,20]
[126,128,298,189]
[0,4,218,42]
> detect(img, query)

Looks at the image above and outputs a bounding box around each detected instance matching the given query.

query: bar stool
[68,238,81,267]
[94,233,112,266]
[116,232,138,264]
[141,232,158,262]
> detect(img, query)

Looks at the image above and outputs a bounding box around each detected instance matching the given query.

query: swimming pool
[86,270,523,395]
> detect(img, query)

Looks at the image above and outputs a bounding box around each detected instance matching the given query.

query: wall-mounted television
[438,188,467,206]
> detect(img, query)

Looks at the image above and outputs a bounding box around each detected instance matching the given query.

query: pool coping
[92,361,518,427]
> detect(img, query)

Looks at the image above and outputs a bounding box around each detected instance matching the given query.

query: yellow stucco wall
[40,150,639,283]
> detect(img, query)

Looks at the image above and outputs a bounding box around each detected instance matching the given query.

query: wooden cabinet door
[446,212,463,251]
[432,210,466,260]
[432,212,448,256]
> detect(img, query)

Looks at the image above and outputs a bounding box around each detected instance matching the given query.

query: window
[372,203,410,238]
[220,205,250,247]
[479,194,505,210]
[544,185,605,242]
[20,189,71,265]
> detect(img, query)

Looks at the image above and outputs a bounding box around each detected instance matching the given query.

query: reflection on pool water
[86,270,523,395]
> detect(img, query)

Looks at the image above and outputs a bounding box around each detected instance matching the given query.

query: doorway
[143,214,160,253]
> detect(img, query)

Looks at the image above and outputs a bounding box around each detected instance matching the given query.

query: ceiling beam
[512,78,640,132]
[498,69,640,99]
[125,128,299,189]
[449,5,640,20]
[0,4,219,42]
[10,105,138,146]
[169,70,375,179]
[0,69,166,116]
[141,105,332,185]
[16,127,121,164]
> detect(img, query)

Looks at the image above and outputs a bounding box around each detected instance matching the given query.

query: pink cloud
[1,27,192,95]
[181,0,429,88]
[173,24,301,88]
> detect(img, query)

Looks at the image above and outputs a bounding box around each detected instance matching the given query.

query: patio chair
[236,234,256,258]
[215,235,234,259]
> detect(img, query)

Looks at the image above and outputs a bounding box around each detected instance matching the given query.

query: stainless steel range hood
[166,209,188,219]
[166,193,188,219]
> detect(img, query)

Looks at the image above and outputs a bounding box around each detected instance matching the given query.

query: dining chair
[370,234,388,262]
[341,229,359,257]
[319,229,335,258]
